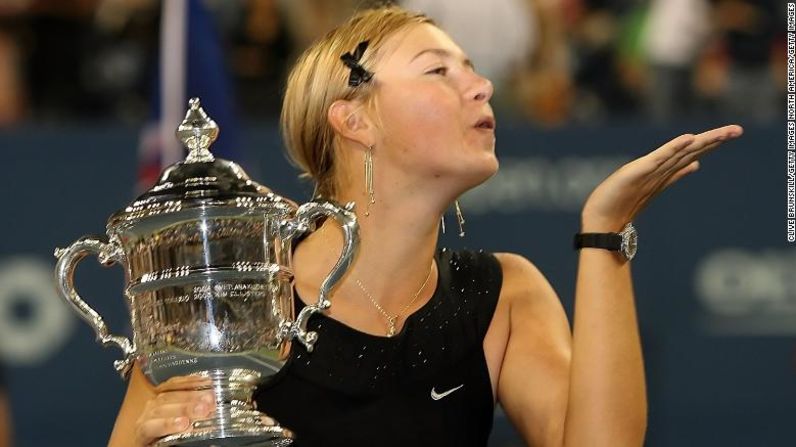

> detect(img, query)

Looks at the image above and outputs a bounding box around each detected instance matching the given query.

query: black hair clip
[340,40,374,87]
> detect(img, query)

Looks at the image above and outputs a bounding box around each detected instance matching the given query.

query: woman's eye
[427,66,448,76]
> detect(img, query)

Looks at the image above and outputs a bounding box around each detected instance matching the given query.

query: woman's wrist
[580,212,627,233]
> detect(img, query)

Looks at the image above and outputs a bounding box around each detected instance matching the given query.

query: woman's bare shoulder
[489,252,571,360]
[492,252,551,302]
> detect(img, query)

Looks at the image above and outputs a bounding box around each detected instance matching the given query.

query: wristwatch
[573,222,638,261]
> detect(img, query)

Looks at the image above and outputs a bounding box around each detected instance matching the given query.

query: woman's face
[367,23,498,194]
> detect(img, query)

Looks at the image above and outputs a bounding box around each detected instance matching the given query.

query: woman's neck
[292,185,447,315]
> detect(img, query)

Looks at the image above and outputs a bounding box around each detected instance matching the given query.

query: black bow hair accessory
[340,40,374,87]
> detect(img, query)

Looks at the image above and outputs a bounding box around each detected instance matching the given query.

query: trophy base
[154,409,294,447]
[153,369,294,447]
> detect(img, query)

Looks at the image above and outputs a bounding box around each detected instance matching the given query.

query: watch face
[621,223,638,260]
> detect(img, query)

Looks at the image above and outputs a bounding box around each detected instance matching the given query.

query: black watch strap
[573,232,622,251]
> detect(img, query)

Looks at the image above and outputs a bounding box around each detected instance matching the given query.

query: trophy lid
[108,98,292,231]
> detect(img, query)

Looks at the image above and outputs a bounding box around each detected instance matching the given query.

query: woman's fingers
[648,125,742,184]
[259,415,277,426]
[652,133,709,175]
[136,415,191,445]
[148,400,214,420]
[582,124,743,226]
[155,390,214,406]
[697,124,743,141]
[155,375,213,393]
[647,133,696,169]
[134,384,217,446]
[678,125,741,163]
[653,141,712,188]
[648,125,742,200]
[661,160,700,190]
[683,124,742,155]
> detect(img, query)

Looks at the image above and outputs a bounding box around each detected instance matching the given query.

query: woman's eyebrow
[410,48,474,70]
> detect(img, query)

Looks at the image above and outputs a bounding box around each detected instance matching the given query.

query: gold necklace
[354,261,435,337]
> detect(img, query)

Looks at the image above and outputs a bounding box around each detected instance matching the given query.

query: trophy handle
[54,235,136,378]
[281,200,359,352]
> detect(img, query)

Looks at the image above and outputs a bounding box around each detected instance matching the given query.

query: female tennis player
[109,5,742,447]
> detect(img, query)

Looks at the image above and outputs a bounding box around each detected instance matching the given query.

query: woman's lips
[474,116,495,130]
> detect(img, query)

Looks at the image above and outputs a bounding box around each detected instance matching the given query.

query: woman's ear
[328,99,374,149]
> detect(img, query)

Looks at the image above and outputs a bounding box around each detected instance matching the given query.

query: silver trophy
[54,98,359,446]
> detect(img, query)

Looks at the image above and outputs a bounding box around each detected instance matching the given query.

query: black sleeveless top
[254,248,504,447]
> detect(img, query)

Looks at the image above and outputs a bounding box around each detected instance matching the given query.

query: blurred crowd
[0,0,785,127]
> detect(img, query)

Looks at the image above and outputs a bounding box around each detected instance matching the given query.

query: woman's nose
[471,75,494,103]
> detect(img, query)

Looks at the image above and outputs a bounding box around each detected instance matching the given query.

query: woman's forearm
[563,220,648,447]
[558,123,741,445]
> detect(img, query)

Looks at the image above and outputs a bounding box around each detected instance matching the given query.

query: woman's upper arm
[494,253,572,447]
[108,361,156,447]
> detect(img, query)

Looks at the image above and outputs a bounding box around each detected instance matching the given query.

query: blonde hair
[280,4,433,199]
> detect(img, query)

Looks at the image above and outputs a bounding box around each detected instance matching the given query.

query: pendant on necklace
[386,316,397,337]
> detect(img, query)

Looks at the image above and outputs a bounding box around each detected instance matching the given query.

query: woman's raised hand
[133,375,215,446]
[580,124,744,232]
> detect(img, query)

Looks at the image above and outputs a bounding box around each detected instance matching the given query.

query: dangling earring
[440,199,466,237]
[454,199,465,237]
[364,145,375,216]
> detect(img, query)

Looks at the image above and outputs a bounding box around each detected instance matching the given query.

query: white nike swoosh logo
[431,384,464,400]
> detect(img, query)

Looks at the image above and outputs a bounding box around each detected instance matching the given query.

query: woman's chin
[477,153,500,177]
[458,157,499,191]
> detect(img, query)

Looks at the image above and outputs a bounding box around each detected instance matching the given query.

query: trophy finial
[177,97,218,163]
